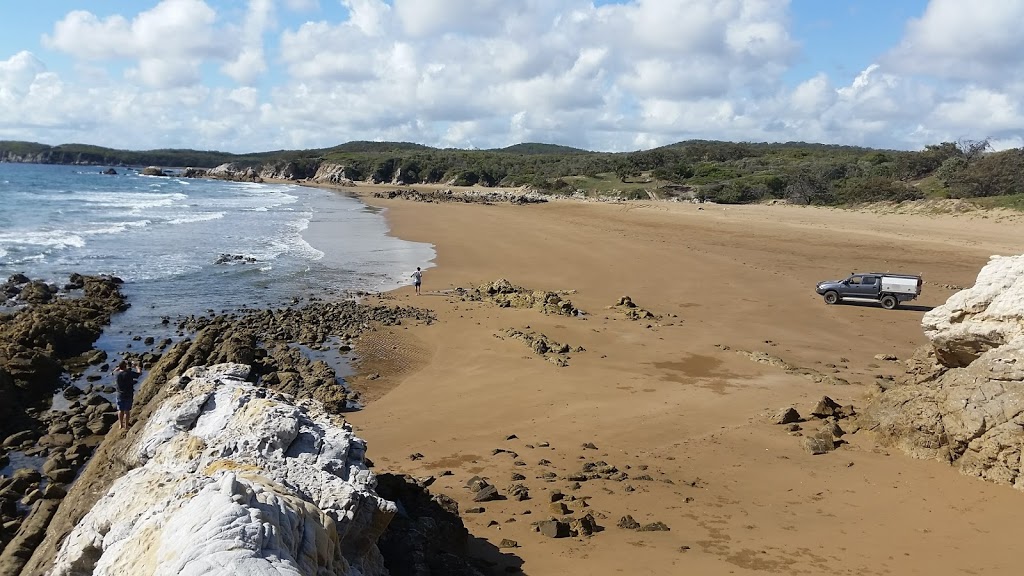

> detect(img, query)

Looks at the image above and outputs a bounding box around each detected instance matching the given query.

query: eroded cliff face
[862,254,1024,490]
[50,363,395,576]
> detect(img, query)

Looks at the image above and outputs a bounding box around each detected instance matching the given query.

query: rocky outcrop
[0,275,127,437]
[372,188,547,205]
[205,162,264,183]
[921,255,1024,368]
[141,166,167,177]
[455,279,582,316]
[861,254,1024,490]
[48,363,396,575]
[310,163,356,186]
[606,296,657,321]
[498,328,583,367]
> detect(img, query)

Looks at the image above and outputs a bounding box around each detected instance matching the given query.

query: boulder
[617,515,641,530]
[473,485,499,503]
[861,255,1024,490]
[922,255,1024,368]
[0,499,60,572]
[47,364,397,576]
[16,281,55,304]
[803,432,836,455]
[774,407,801,424]
[810,396,841,419]
[537,520,570,538]
[140,166,166,177]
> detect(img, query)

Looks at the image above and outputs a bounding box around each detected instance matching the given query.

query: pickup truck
[815,272,922,310]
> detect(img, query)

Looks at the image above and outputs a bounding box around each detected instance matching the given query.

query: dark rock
[804,432,836,455]
[16,281,55,304]
[374,473,484,576]
[774,407,801,424]
[639,522,670,532]
[498,539,518,549]
[42,483,66,499]
[537,520,570,538]
[41,456,67,476]
[2,431,35,448]
[582,442,598,450]
[569,514,598,537]
[549,502,569,515]
[473,485,500,503]
[811,396,842,419]
[45,468,75,484]
[549,490,564,503]
[466,476,489,492]
[510,473,526,481]
[0,499,60,574]
[506,484,529,501]
[617,515,641,530]
[821,421,845,438]
[38,434,74,448]
[61,386,84,400]
[465,507,484,514]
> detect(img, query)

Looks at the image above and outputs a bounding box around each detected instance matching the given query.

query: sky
[1,0,1023,153]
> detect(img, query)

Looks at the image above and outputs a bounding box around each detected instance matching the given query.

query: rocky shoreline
[0,271,495,576]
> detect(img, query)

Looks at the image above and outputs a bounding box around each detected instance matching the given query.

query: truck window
[848,276,862,285]
[863,277,877,285]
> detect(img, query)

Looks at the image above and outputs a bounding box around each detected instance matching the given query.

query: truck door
[842,275,863,297]
[861,276,880,298]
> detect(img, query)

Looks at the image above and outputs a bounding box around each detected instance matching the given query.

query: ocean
[0,163,435,355]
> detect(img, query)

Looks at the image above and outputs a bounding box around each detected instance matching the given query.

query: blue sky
[1,0,1021,152]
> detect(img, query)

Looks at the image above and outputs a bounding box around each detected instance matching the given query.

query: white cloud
[221,0,274,85]
[284,0,319,11]
[1,0,1021,153]
[42,0,233,88]
[885,0,1024,85]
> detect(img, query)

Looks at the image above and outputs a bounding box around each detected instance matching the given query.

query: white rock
[50,363,395,576]
[922,254,1024,367]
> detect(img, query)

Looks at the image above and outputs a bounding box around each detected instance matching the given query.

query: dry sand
[333,188,1024,575]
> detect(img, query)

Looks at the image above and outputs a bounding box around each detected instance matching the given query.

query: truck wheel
[823,291,839,305]
[880,295,898,310]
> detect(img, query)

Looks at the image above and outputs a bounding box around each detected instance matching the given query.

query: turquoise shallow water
[0,163,435,355]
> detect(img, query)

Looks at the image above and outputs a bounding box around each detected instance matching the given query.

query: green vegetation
[3,138,1023,208]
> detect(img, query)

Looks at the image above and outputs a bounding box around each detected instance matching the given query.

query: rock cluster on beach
[49,363,395,575]
[1,275,458,574]
[771,396,859,455]
[0,274,127,438]
[497,328,584,367]
[372,188,548,205]
[606,295,658,321]
[0,274,129,573]
[861,254,1024,490]
[456,279,582,316]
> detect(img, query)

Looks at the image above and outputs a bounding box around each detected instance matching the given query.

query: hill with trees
[2,138,1021,208]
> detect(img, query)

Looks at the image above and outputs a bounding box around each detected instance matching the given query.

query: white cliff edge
[863,254,1024,490]
[49,363,396,576]
[922,254,1024,367]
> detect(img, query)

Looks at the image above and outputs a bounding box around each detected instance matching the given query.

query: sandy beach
[328,189,1024,576]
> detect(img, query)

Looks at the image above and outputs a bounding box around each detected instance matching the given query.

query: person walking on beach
[115,359,142,433]
[411,267,423,295]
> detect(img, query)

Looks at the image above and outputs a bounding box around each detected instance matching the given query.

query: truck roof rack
[854,272,921,278]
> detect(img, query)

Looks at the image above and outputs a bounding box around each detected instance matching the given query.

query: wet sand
[339,190,1024,575]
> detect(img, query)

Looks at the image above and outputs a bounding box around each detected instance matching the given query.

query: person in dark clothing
[115,359,142,432]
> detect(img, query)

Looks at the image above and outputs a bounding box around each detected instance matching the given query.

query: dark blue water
[0,163,435,355]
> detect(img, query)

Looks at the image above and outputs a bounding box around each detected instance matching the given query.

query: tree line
[2,138,1021,205]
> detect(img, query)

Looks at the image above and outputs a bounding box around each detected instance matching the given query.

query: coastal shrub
[834,176,924,204]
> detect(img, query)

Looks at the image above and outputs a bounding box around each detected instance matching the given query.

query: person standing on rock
[115,359,142,432]
[411,267,423,295]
